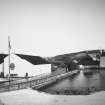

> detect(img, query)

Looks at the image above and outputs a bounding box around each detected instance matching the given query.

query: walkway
[0,70,79,93]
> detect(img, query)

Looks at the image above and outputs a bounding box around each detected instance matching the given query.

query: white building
[100,57,105,67]
[100,52,105,68]
[0,54,51,77]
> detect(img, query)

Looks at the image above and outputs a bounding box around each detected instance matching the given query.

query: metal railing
[0,70,78,93]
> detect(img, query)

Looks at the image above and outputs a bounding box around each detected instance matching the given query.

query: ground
[0,88,105,105]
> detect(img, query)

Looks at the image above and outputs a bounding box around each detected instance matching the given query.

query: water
[38,69,105,95]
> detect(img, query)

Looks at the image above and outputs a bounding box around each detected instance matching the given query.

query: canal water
[38,69,105,95]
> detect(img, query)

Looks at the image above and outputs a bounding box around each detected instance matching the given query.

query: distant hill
[46,49,104,69]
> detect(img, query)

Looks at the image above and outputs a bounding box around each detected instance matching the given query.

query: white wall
[100,57,105,67]
[0,54,51,77]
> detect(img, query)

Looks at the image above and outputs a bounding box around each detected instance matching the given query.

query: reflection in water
[38,70,105,95]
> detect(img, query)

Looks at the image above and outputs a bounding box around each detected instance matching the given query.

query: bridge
[0,70,79,93]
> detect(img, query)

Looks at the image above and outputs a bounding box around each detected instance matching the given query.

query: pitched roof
[15,54,50,65]
[0,54,8,64]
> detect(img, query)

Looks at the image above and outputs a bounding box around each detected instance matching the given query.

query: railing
[0,70,79,93]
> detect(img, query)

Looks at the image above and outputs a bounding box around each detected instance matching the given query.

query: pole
[2,60,4,78]
[8,36,11,85]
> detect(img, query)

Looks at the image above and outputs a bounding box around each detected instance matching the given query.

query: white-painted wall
[0,54,51,77]
[100,57,105,67]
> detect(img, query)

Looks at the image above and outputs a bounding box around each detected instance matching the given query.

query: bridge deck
[0,70,79,93]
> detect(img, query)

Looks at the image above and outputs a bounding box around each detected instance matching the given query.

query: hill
[46,49,104,70]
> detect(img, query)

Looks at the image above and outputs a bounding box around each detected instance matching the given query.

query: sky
[0,0,105,57]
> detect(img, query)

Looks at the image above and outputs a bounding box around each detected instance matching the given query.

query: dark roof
[0,54,8,64]
[15,54,50,65]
